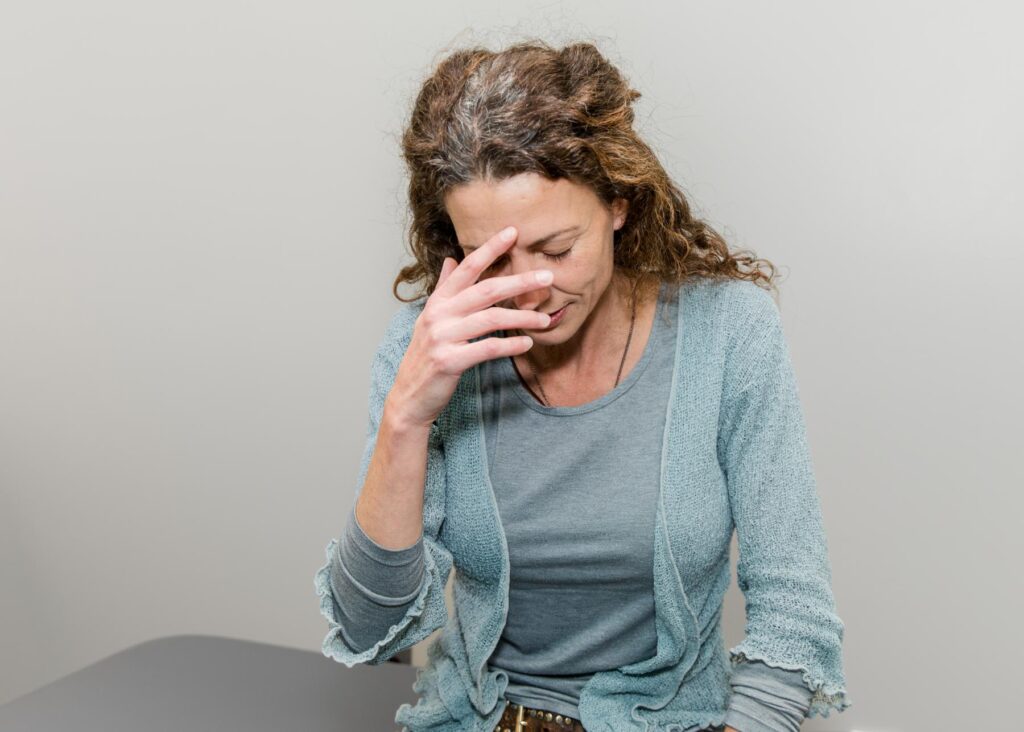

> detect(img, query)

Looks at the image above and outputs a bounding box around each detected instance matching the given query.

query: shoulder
[678,277,788,393]
[681,277,781,343]
[384,296,428,341]
[684,275,775,312]
[373,296,428,367]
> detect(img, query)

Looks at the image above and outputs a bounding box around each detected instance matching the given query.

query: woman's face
[444,173,628,346]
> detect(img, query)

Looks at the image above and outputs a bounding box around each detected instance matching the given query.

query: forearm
[328,502,426,652]
[723,660,812,732]
[353,398,432,550]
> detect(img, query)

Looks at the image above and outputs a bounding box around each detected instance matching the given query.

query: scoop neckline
[497,281,670,416]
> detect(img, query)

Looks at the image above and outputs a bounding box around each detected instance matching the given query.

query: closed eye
[485,247,572,271]
[543,248,572,262]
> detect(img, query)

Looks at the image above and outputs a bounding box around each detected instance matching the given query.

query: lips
[543,304,568,327]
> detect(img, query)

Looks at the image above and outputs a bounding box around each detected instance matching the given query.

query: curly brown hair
[392,39,779,304]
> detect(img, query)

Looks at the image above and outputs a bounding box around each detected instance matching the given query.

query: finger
[436,226,518,297]
[444,304,552,344]
[449,333,534,372]
[437,256,456,287]
[458,268,554,316]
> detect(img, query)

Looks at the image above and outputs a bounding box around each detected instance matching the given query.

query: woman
[315,40,851,732]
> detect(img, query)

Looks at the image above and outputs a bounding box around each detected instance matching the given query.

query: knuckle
[481,308,500,330]
[427,348,447,373]
[424,325,443,349]
[418,309,436,331]
[417,321,442,350]
[478,279,499,300]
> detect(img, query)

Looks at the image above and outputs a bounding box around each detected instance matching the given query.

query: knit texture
[314,277,851,731]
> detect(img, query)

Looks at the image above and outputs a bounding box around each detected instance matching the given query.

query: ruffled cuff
[314,530,449,667]
[729,648,852,719]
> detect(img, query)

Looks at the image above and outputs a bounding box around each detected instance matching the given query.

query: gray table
[0,635,420,731]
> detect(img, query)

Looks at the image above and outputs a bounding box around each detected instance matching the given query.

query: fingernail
[500,226,516,241]
[536,270,553,284]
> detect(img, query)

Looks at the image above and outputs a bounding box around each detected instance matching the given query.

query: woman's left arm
[722,658,814,731]
[716,289,852,722]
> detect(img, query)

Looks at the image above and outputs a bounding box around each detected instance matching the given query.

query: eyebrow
[461,225,580,252]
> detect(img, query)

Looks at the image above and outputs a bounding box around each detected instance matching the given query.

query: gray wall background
[2,2,1021,730]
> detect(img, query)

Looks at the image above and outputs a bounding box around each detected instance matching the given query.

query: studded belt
[491,700,728,732]
[492,701,586,732]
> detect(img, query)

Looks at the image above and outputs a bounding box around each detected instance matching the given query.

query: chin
[532,322,572,341]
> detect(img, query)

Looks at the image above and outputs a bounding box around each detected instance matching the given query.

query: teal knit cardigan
[315,277,851,732]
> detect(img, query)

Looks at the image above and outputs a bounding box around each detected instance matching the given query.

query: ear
[611,197,629,230]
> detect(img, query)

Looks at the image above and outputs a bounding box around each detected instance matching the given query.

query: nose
[509,259,551,312]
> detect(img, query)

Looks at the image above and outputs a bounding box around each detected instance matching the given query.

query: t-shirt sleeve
[327,503,426,653]
[723,659,814,732]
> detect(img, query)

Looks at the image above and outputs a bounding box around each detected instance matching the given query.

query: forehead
[444,174,600,248]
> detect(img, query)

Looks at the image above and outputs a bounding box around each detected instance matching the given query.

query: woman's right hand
[386,225,555,430]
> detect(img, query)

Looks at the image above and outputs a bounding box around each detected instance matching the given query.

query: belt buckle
[500,701,579,731]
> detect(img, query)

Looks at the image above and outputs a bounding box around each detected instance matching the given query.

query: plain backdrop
[2,2,1021,730]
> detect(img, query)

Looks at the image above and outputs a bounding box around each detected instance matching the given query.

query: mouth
[543,304,569,327]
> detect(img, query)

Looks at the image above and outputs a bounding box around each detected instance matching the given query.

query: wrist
[382,398,434,436]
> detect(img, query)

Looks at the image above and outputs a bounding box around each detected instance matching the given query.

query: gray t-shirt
[329,281,813,731]
[475,282,676,717]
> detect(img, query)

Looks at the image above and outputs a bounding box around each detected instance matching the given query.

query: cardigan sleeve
[314,302,452,666]
[717,292,852,719]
